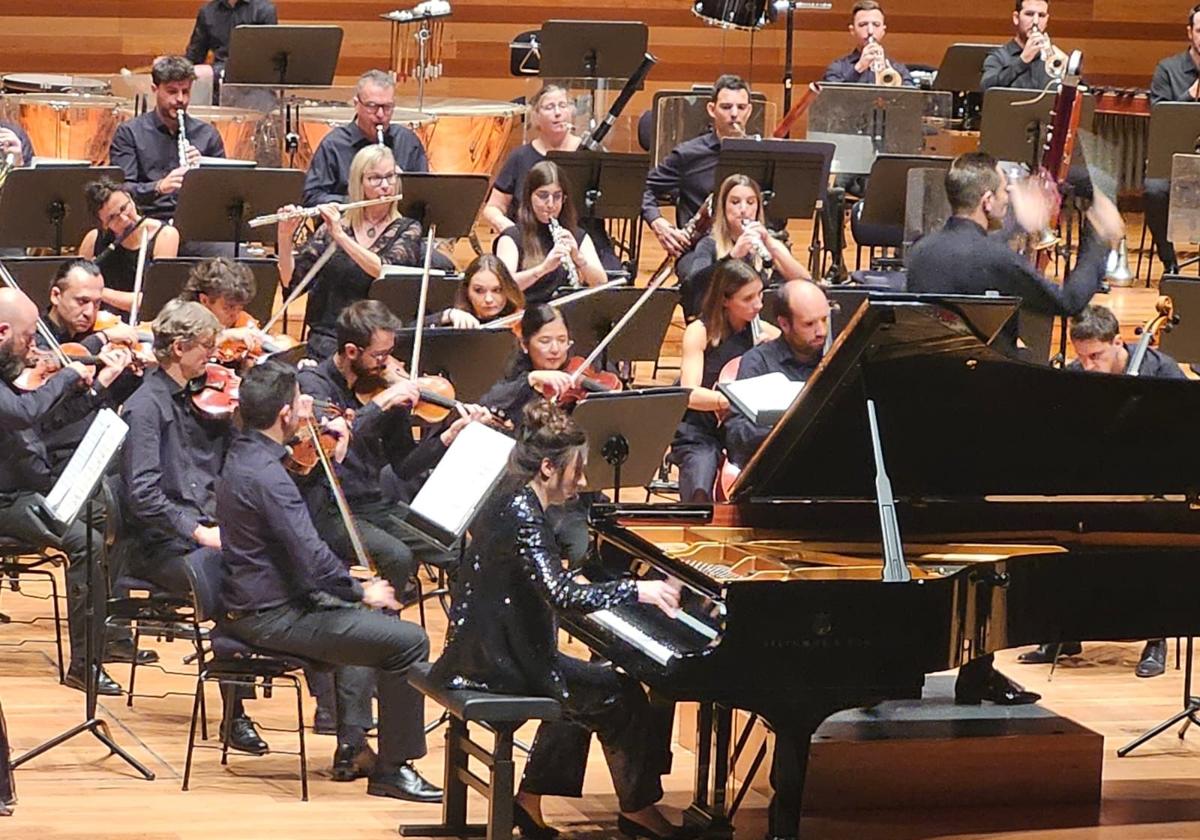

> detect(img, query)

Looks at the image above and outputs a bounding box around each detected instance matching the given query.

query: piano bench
[401,662,562,840]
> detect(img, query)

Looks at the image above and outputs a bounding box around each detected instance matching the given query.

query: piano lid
[731,294,1200,502]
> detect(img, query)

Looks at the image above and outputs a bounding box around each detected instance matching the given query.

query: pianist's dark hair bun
[511,400,586,478]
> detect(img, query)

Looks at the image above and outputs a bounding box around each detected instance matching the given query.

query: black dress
[94,224,167,309]
[291,216,423,360]
[430,483,665,811]
[495,222,586,305]
[670,324,754,503]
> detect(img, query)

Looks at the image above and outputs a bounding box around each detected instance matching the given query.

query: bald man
[724,280,830,468]
[0,287,137,695]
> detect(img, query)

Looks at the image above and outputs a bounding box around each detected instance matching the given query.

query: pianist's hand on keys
[637,578,682,617]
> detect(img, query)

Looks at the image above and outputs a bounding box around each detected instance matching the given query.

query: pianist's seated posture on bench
[429,401,693,840]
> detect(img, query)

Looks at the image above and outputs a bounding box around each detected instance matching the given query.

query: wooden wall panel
[0,0,1193,113]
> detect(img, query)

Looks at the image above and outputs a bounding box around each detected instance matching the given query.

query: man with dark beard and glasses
[0,287,136,694]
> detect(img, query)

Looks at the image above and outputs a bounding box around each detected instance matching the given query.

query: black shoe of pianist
[1136,639,1167,678]
[1016,642,1082,664]
[617,814,701,840]
[955,669,1041,706]
[513,801,559,839]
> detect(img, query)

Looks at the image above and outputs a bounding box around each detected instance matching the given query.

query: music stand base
[13,715,156,779]
[1118,636,1198,758]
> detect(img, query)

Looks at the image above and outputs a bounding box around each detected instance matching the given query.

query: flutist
[822,1,913,87]
[109,56,226,225]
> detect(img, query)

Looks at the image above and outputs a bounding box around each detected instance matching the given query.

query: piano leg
[768,720,815,839]
[684,703,735,839]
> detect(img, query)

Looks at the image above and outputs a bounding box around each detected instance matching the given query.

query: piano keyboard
[588,608,681,666]
[584,597,723,668]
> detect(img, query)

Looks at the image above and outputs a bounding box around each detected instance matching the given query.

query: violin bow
[127,224,150,327]
[260,241,338,336]
[409,223,437,378]
[308,419,377,576]
[484,278,627,331]
[566,271,670,390]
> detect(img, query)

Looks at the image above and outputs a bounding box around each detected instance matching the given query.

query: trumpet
[247,195,403,228]
[868,35,901,87]
[1030,24,1066,79]
[548,216,581,288]
[741,219,773,265]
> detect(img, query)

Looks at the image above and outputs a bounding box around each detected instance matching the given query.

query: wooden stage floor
[6,579,1200,840]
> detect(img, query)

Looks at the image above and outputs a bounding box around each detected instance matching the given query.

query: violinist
[478,303,577,422]
[494,161,607,305]
[0,287,137,696]
[430,400,690,840]
[677,174,810,321]
[671,259,778,503]
[118,299,268,754]
[1015,304,1185,677]
[427,254,524,329]
[78,178,180,314]
[175,256,267,355]
[218,360,442,804]
[276,145,424,361]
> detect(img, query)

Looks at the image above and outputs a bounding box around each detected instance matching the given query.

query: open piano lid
[730,293,1200,502]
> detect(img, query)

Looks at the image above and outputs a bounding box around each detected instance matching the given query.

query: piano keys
[565,293,1200,838]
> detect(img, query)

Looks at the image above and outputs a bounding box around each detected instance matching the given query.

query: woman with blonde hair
[676,173,809,320]
[275,144,424,360]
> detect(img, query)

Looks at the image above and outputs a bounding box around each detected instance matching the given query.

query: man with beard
[296,299,484,792]
[220,360,443,804]
[118,300,266,749]
[0,287,135,693]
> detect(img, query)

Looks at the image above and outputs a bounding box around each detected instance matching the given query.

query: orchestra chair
[400,662,562,840]
[1135,219,1157,286]
[0,535,67,682]
[849,198,903,272]
[181,552,318,801]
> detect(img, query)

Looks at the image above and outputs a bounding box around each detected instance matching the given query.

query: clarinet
[741,219,773,265]
[376,124,386,146]
[177,111,193,169]
[548,216,581,288]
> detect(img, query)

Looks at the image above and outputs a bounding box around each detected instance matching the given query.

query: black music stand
[572,387,689,496]
[714,139,834,222]
[931,43,997,130]
[538,21,649,82]
[858,154,953,229]
[1158,275,1200,365]
[224,25,343,88]
[391,328,518,403]
[547,151,650,270]
[0,166,123,252]
[393,174,489,240]
[1146,104,1200,181]
[979,88,1097,171]
[173,168,304,252]
[369,270,457,324]
[0,256,65,311]
[140,257,280,323]
[558,287,678,368]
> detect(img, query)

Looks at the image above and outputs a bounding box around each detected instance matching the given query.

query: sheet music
[44,407,128,526]
[721,372,805,425]
[410,422,515,538]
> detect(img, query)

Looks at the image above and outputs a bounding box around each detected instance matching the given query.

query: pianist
[430,400,693,840]
[724,279,829,470]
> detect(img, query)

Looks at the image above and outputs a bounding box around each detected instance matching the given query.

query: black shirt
[219,430,361,613]
[981,39,1052,92]
[674,324,755,445]
[1066,344,1188,380]
[94,224,168,299]
[1150,50,1200,106]
[0,370,86,499]
[495,222,586,305]
[185,0,278,69]
[120,368,230,546]
[724,337,821,467]
[109,111,226,221]
[492,143,547,220]
[823,50,915,86]
[905,216,1105,357]
[301,122,429,206]
[641,131,720,229]
[296,357,445,508]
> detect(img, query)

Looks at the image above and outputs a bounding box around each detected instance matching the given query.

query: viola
[551,356,622,408]
[285,400,354,474]
[188,363,241,420]
[214,331,303,367]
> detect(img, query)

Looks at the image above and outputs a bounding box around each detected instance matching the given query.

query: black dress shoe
[103,640,160,665]
[513,801,559,839]
[1136,639,1167,678]
[367,762,443,802]
[221,716,269,756]
[331,742,377,781]
[1017,642,1082,664]
[617,814,701,840]
[312,705,336,735]
[64,665,122,696]
[956,669,1041,706]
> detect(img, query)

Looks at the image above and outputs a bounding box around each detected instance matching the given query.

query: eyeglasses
[102,200,135,228]
[531,336,573,350]
[358,100,396,113]
[355,344,394,362]
[365,173,401,186]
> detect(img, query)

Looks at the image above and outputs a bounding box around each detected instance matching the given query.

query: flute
[248,195,402,228]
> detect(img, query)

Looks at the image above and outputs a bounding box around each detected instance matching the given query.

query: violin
[285,400,354,474]
[188,363,241,420]
[12,340,144,390]
[353,356,464,424]
[550,356,622,408]
[214,331,303,367]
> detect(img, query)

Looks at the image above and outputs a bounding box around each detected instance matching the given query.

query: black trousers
[672,429,722,504]
[519,654,665,813]
[227,601,429,770]
[316,498,438,595]
[1144,177,1175,271]
[125,537,213,598]
[0,698,13,809]
[0,492,116,671]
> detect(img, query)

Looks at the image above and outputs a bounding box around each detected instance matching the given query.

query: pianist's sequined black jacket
[430,483,637,700]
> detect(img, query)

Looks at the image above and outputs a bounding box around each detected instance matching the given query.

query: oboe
[548,216,581,288]
[742,219,773,265]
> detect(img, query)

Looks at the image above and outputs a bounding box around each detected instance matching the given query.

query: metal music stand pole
[1118,637,1200,757]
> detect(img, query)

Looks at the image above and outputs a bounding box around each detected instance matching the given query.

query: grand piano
[562,293,1200,838]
